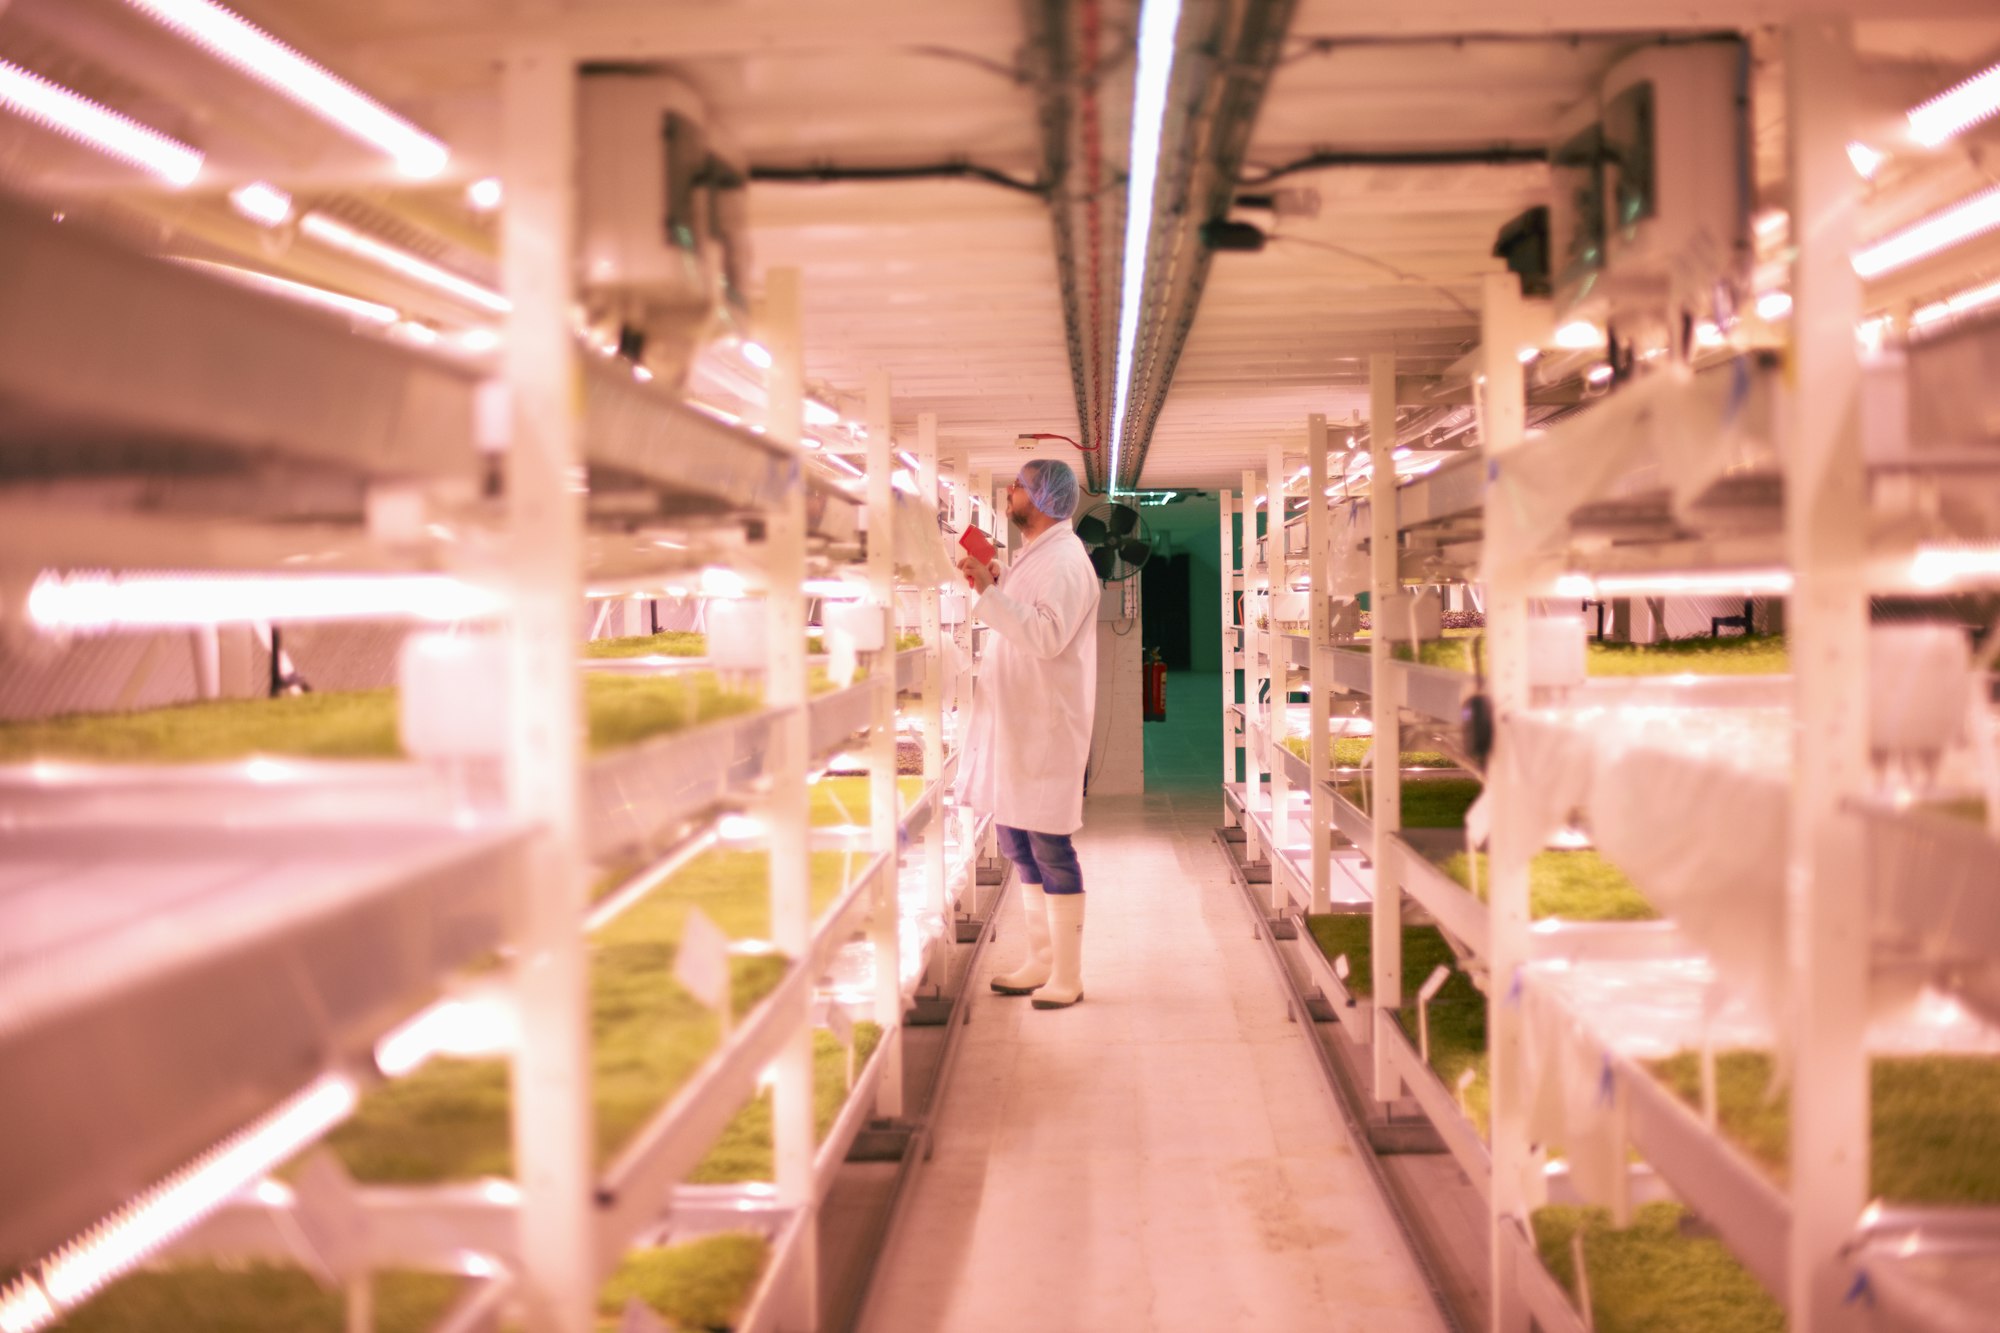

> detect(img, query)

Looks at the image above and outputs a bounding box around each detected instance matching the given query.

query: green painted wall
[1141,494,1223,674]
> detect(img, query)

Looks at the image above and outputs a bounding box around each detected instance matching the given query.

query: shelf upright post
[865,369,904,1120]
[761,267,818,1326]
[1367,352,1406,1096]
[1478,270,1535,1333]
[1267,437,1291,911]
[498,47,592,1333]
[1784,19,1871,1328]
[1220,487,1239,822]
[1241,467,1265,864]
[918,413,947,922]
[1307,416,1332,914]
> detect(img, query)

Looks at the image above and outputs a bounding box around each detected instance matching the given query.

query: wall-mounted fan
[1075,501,1152,582]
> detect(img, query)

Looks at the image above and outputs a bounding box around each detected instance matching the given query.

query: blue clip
[1506,966,1524,1006]
[1598,1055,1616,1106]
[1844,1269,1874,1307]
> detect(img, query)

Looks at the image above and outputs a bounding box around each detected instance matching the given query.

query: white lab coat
[958,523,1100,834]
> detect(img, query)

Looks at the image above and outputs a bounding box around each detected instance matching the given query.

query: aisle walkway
[860,786,1447,1333]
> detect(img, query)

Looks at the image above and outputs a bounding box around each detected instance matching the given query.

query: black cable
[747,161,1047,196]
[1237,145,1545,187]
[1265,234,1479,320]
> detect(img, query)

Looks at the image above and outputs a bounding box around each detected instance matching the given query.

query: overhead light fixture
[454,326,500,354]
[1553,319,1601,350]
[1516,347,1540,364]
[1906,60,2000,148]
[300,212,510,313]
[1106,0,1186,498]
[227,180,291,226]
[1846,141,1886,179]
[122,0,447,177]
[740,341,773,370]
[1753,209,1790,242]
[173,257,398,326]
[1586,363,1614,384]
[824,453,864,479]
[28,570,506,629]
[1852,183,2000,279]
[1755,291,1793,321]
[466,177,502,211]
[892,470,919,495]
[1911,275,2000,330]
[804,398,840,426]
[896,449,919,470]
[0,59,202,185]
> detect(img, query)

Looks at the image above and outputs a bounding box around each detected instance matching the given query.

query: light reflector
[227,180,292,225]
[123,0,447,176]
[0,60,202,185]
[300,212,509,313]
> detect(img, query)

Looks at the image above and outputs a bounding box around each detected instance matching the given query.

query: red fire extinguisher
[1144,648,1167,722]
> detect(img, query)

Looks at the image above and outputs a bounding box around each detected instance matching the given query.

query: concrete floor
[859,685,1448,1332]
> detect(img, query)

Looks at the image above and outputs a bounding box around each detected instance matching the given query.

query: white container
[1528,615,1588,690]
[706,597,767,670]
[399,631,508,760]
[821,600,886,652]
[1870,624,1970,758]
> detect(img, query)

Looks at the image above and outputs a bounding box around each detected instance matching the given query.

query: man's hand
[957,556,1000,593]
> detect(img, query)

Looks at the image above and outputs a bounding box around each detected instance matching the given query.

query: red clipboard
[957,526,996,586]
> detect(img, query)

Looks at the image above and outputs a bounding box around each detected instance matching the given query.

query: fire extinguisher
[1144,648,1167,722]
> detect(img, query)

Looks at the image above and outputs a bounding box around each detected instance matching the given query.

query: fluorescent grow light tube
[123,0,447,176]
[300,212,509,313]
[1852,184,2000,279]
[29,571,506,629]
[0,60,202,185]
[1106,0,1185,497]
[226,180,291,225]
[1907,60,2000,148]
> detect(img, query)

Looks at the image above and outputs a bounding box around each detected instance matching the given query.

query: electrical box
[1600,41,1751,313]
[1545,39,1749,330]
[1097,576,1138,621]
[578,73,750,386]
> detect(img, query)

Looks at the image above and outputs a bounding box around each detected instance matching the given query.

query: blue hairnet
[1019,458,1080,520]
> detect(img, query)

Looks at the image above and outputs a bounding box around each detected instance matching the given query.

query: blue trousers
[995,824,1083,895]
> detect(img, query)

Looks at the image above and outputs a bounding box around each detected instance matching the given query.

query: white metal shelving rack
[0,46,994,1333]
[1216,25,2000,1333]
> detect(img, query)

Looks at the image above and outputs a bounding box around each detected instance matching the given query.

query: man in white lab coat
[956,458,1100,1009]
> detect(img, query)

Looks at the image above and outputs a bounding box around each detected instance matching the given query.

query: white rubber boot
[990,882,1053,995]
[1031,893,1085,1009]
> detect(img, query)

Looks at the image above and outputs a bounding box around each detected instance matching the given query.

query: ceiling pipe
[1235,144,1547,187]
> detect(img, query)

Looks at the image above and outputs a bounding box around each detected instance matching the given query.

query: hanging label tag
[290,1150,372,1285]
[675,906,733,1015]
[828,626,859,689]
[1333,955,1351,981]
[1418,964,1453,1005]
